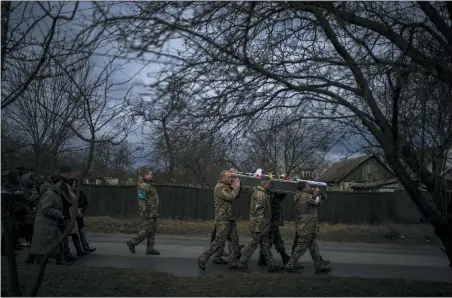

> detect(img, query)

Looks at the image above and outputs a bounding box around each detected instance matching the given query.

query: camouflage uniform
[236,185,284,272]
[259,193,289,264]
[285,190,330,273]
[197,182,240,269]
[211,221,243,263]
[128,178,159,254]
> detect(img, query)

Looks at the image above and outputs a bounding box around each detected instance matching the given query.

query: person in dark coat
[28,175,66,264]
[67,178,95,253]
[57,165,80,262]
[1,170,27,256]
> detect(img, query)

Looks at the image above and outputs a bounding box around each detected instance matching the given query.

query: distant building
[350,177,401,192]
[319,155,398,191]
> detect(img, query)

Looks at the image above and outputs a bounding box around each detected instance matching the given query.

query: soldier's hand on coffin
[312,187,320,195]
[232,178,241,189]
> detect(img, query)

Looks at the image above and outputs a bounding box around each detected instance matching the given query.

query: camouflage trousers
[259,225,285,256]
[286,232,324,269]
[239,232,276,267]
[199,221,239,265]
[210,222,238,260]
[131,217,156,250]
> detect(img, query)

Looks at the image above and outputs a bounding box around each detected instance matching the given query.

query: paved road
[14,234,452,282]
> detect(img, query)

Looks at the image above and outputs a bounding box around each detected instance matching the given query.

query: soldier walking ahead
[127,168,160,255]
[233,177,285,272]
[285,181,331,274]
[197,170,241,270]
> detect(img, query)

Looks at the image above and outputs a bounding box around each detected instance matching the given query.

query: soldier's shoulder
[215,182,229,191]
[254,189,268,200]
[138,182,150,189]
[300,192,312,200]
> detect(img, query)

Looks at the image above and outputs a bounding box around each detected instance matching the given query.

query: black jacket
[78,190,89,214]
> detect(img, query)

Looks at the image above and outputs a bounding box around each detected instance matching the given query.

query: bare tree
[128,77,188,182]
[2,58,87,176]
[238,111,343,176]
[1,1,85,108]
[89,140,135,179]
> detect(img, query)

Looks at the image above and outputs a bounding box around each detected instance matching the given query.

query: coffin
[231,173,327,194]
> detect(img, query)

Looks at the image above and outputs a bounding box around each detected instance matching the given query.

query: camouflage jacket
[213,181,239,222]
[248,185,272,233]
[294,190,319,235]
[270,193,286,227]
[137,179,159,218]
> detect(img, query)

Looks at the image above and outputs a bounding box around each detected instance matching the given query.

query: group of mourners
[1,166,96,265]
[126,167,332,274]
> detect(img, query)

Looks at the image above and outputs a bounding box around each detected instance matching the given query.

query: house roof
[319,155,374,182]
[350,177,399,189]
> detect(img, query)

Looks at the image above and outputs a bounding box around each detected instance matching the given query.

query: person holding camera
[285,181,331,274]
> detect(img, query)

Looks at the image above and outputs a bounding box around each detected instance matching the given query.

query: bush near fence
[82,184,424,224]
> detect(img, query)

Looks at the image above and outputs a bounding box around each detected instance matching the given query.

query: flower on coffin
[254,168,263,178]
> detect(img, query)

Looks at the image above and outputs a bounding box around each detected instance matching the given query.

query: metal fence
[83,184,424,224]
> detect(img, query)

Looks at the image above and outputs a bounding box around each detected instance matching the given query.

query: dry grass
[84,216,438,245]
[2,263,451,297]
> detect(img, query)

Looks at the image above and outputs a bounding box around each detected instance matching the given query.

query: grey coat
[29,184,64,255]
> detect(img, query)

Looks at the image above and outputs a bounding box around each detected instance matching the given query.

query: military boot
[197,257,206,271]
[126,240,136,253]
[295,263,305,269]
[280,251,290,265]
[228,262,249,272]
[284,264,303,273]
[315,266,332,274]
[268,264,285,273]
[213,257,228,265]
[146,248,160,255]
[257,254,267,266]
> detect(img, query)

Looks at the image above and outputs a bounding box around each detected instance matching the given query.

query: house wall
[327,182,352,191]
[344,157,394,182]
[351,181,401,192]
